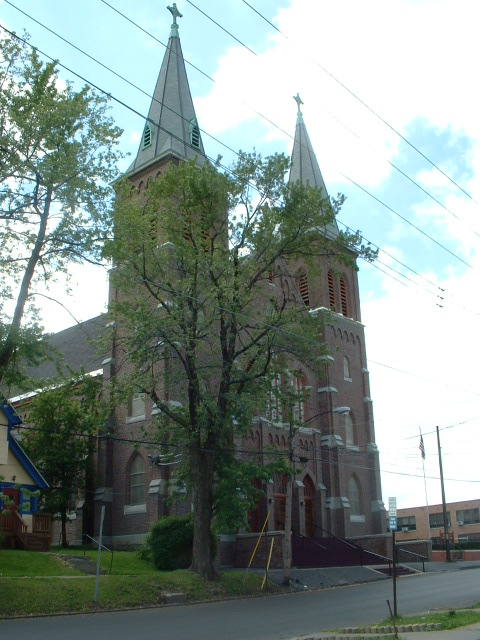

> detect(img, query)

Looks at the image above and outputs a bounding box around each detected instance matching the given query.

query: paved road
[1,566,479,640]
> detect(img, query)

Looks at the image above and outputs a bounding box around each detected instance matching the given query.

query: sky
[1,0,479,512]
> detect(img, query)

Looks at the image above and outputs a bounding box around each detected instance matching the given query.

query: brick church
[91,5,386,548]
[11,5,387,553]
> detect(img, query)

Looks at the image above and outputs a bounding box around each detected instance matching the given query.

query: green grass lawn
[0,549,82,577]
[0,549,278,617]
[50,547,156,575]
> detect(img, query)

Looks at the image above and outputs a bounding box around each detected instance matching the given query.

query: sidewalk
[256,561,480,592]
[292,621,480,640]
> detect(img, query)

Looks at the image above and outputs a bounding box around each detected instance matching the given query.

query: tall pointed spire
[127,4,205,176]
[289,94,338,237]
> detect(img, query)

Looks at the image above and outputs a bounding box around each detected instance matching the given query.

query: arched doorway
[274,474,287,530]
[247,479,262,533]
[304,476,315,537]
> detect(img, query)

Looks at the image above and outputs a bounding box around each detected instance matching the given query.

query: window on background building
[456,508,480,525]
[429,512,450,528]
[343,356,351,380]
[129,455,146,506]
[345,413,355,446]
[327,271,335,310]
[339,276,348,316]
[348,476,362,516]
[398,516,416,531]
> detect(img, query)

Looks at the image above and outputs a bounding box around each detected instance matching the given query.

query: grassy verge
[0,550,279,617]
[383,609,480,630]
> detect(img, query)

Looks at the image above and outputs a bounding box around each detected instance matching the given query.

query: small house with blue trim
[0,397,51,550]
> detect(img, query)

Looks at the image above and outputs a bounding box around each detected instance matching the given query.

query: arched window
[339,276,348,316]
[129,455,146,506]
[348,476,362,516]
[327,271,335,310]
[293,371,307,423]
[343,356,351,380]
[345,413,355,446]
[268,372,283,423]
[128,392,146,421]
[297,272,309,306]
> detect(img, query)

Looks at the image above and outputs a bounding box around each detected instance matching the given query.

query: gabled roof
[0,397,49,489]
[289,94,339,239]
[126,3,206,176]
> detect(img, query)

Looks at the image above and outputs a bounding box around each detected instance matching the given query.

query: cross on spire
[293,93,304,115]
[168,3,183,24]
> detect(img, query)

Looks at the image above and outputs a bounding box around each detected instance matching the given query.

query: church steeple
[289,94,339,237]
[127,3,205,176]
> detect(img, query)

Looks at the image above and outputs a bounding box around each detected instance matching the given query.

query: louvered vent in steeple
[142,123,153,149]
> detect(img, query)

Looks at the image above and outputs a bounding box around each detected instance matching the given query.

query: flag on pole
[419,434,425,459]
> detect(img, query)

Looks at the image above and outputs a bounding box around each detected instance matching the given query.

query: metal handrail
[294,531,327,552]
[83,533,114,573]
[311,524,393,569]
[395,546,427,572]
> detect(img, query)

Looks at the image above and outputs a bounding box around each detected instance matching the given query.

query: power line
[185,0,257,56]
[240,0,479,209]
[2,18,479,396]
[3,3,473,276]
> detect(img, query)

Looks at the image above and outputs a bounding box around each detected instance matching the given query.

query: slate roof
[6,315,107,400]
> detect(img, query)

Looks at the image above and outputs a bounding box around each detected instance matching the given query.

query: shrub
[147,515,217,571]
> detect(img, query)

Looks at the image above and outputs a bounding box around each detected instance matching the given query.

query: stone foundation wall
[232,532,285,568]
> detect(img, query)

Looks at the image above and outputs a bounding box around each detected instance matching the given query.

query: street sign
[388,497,397,517]
[389,515,397,531]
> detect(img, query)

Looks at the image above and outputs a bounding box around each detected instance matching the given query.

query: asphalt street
[1,564,479,640]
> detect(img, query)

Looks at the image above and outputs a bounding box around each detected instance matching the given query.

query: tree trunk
[189,447,217,579]
[0,186,52,379]
[61,510,69,548]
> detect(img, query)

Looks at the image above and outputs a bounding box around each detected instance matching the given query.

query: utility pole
[436,425,451,562]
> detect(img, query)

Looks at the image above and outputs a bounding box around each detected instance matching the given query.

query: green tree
[106,153,375,578]
[0,32,123,385]
[21,376,106,547]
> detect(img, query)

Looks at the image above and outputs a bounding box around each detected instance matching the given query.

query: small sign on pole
[389,497,398,618]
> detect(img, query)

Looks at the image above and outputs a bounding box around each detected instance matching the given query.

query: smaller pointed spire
[289,95,339,237]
